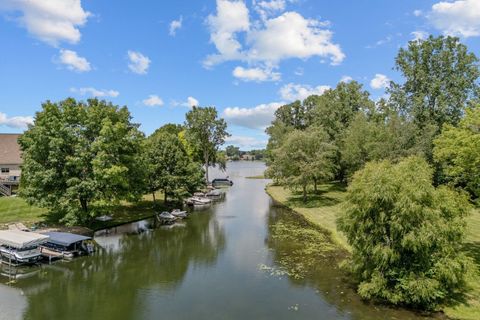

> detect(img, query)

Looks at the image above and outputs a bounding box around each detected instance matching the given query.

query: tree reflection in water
[5,211,225,320]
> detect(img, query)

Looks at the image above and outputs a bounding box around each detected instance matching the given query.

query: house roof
[0,134,22,165]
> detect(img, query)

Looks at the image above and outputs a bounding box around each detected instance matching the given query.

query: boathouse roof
[42,232,91,247]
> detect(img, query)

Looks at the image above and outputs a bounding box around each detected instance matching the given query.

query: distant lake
[0,161,431,320]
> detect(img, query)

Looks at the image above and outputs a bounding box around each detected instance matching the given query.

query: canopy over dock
[42,232,91,247]
[0,230,49,249]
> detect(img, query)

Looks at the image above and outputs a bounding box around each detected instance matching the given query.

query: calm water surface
[0,161,432,320]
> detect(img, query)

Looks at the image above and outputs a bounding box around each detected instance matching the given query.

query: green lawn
[0,197,47,227]
[266,183,480,320]
[0,192,169,231]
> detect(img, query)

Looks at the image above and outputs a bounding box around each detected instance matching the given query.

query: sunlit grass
[266,183,350,251]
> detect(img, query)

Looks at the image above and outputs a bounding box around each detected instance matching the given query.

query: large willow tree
[19,98,145,225]
[338,156,472,309]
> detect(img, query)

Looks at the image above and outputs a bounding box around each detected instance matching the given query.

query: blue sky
[1,0,479,149]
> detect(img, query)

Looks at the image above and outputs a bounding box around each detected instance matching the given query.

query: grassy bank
[266,183,350,251]
[266,183,480,320]
[0,192,168,231]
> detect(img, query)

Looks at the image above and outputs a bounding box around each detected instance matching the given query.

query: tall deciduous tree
[389,35,479,130]
[268,127,337,202]
[19,98,145,225]
[184,106,230,182]
[143,130,204,204]
[338,156,471,309]
[434,106,480,199]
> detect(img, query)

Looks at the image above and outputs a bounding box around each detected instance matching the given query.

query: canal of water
[0,161,434,320]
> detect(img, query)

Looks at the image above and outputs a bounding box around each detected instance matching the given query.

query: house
[0,134,22,196]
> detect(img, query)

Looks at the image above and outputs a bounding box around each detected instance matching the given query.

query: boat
[40,232,93,260]
[185,196,212,206]
[206,188,224,200]
[0,230,49,265]
[212,178,233,187]
[171,209,188,219]
[157,212,177,224]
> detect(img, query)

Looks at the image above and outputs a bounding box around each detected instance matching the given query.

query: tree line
[265,35,480,309]
[18,102,229,225]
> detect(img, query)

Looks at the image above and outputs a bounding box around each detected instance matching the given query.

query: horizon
[1,0,479,149]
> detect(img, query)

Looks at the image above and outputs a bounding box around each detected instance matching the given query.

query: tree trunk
[80,198,88,212]
[303,184,307,203]
[164,190,168,204]
[152,191,156,204]
[313,178,318,193]
[204,151,210,183]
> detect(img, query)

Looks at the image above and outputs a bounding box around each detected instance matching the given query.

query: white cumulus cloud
[70,87,119,98]
[142,95,164,107]
[279,83,330,102]
[253,0,286,20]
[0,0,90,46]
[0,112,34,129]
[127,50,151,74]
[169,16,183,36]
[225,135,268,149]
[204,1,344,69]
[58,49,91,72]
[370,74,390,90]
[411,30,428,41]
[340,75,353,83]
[223,102,283,129]
[232,66,280,82]
[172,96,199,108]
[428,0,480,38]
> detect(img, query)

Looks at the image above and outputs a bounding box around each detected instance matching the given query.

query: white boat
[206,189,224,199]
[185,196,212,206]
[171,209,188,219]
[157,212,177,224]
[0,230,49,265]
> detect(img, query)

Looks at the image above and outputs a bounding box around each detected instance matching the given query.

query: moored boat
[171,209,188,219]
[0,230,49,265]
[157,211,177,224]
[185,196,212,206]
[211,178,233,187]
[40,232,93,260]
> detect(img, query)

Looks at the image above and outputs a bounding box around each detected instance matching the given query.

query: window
[1,168,9,174]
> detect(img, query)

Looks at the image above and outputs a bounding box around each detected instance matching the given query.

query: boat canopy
[0,230,49,249]
[42,232,91,247]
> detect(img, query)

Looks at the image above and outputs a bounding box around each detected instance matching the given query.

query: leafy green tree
[434,106,480,199]
[340,112,433,179]
[225,145,240,158]
[184,106,230,182]
[268,127,337,201]
[143,131,204,204]
[338,156,472,309]
[307,81,375,140]
[19,98,145,225]
[389,36,479,130]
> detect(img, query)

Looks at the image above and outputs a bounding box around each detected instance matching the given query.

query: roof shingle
[0,134,22,165]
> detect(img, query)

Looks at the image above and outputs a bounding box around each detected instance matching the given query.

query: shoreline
[265,183,351,252]
[265,183,480,320]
